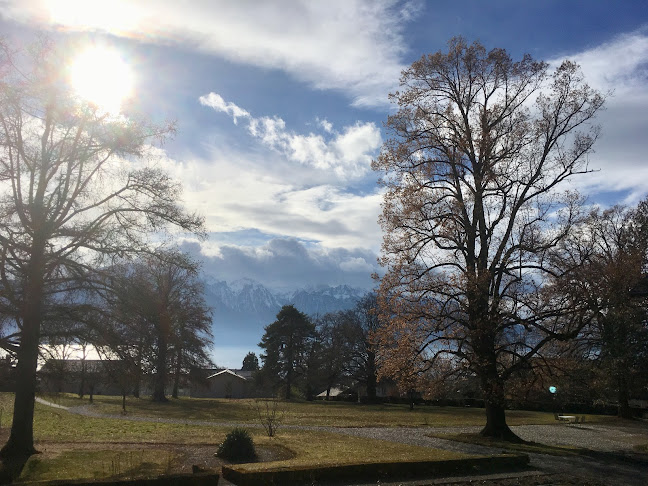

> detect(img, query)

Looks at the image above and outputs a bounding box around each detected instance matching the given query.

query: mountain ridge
[203,278,369,366]
[204,278,367,323]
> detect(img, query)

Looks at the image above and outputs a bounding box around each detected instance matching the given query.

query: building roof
[40,359,122,374]
[206,369,247,381]
[316,387,349,398]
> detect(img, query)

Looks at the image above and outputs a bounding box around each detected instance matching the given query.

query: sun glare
[69,47,134,115]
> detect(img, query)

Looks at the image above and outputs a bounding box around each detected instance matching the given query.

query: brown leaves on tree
[373,37,605,440]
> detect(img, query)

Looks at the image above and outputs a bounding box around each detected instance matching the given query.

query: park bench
[554,412,581,424]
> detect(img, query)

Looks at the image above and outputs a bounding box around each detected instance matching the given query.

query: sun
[69,46,134,115]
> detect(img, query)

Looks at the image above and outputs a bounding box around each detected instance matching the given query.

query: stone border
[222,454,529,486]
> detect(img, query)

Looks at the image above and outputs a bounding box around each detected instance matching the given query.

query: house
[316,387,351,399]
[317,378,401,401]
[39,359,124,396]
[190,368,253,398]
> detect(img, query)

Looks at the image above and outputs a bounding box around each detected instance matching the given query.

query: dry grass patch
[15,449,178,482]
[35,393,616,428]
[239,430,474,471]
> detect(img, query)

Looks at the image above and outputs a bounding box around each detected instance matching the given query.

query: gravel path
[35,398,648,485]
[331,425,648,485]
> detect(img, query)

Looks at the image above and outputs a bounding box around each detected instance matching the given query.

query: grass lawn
[34,392,609,428]
[17,449,179,482]
[239,430,472,472]
[8,431,473,483]
[1,392,632,483]
[0,393,477,483]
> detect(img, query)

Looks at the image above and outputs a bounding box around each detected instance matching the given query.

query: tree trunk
[479,376,522,442]
[366,351,377,401]
[1,332,40,457]
[78,361,86,398]
[153,340,168,402]
[1,239,46,458]
[326,385,331,401]
[172,350,181,399]
[152,314,169,403]
[617,372,633,419]
[133,340,143,398]
[285,368,292,400]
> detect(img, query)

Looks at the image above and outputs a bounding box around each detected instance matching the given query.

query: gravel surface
[328,425,648,486]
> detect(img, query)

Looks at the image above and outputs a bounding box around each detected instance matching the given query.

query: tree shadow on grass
[0,455,30,485]
[433,432,648,466]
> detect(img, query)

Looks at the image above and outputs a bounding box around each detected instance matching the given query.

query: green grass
[0,392,634,483]
[0,393,12,429]
[0,392,478,483]
[228,430,473,472]
[6,433,474,483]
[16,449,178,482]
[34,392,609,428]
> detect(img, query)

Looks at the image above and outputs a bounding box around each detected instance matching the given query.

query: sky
[1,1,648,366]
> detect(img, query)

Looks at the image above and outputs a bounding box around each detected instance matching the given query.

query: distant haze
[204,278,367,368]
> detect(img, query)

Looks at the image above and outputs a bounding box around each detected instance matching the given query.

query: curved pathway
[35,397,648,485]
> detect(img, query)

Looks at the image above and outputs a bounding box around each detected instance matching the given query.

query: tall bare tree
[373,38,604,440]
[0,41,204,457]
[342,293,380,401]
[99,250,212,402]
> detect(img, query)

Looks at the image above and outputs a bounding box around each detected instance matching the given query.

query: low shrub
[216,428,257,462]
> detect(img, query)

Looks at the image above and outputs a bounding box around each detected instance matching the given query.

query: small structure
[316,379,402,401]
[190,368,251,398]
[316,387,351,400]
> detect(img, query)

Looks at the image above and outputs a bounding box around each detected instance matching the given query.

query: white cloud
[151,138,383,251]
[548,29,648,200]
[563,30,648,95]
[340,256,375,273]
[181,237,381,291]
[318,118,334,133]
[199,93,250,124]
[5,0,417,107]
[202,93,382,178]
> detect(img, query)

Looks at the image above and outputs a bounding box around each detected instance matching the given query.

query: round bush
[216,428,258,462]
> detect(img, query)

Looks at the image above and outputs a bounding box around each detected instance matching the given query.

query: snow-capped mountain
[208,278,284,314]
[203,279,366,330]
[290,284,366,317]
[202,278,369,366]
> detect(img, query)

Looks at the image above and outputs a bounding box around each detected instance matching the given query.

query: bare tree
[315,311,349,400]
[578,204,648,418]
[373,37,604,441]
[345,293,380,401]
[100,250,212,402]
[0,40,204,457]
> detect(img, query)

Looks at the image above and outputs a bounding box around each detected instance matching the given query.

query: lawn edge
[221,453,530,486]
